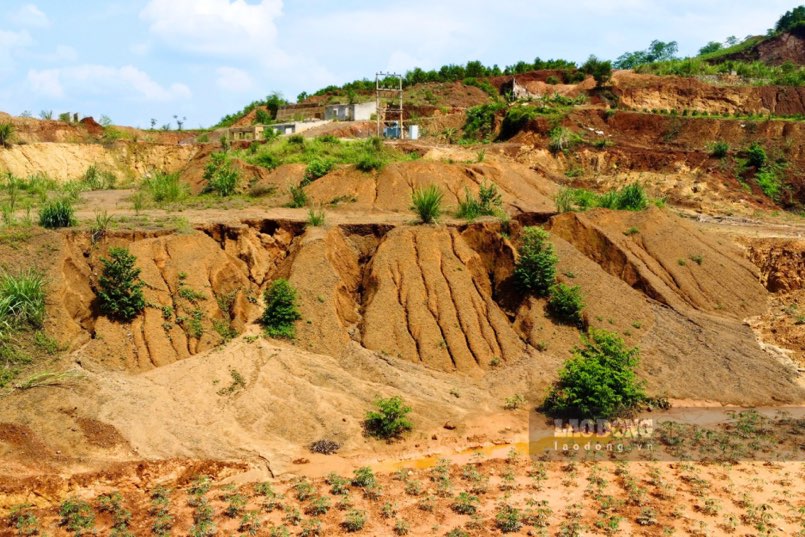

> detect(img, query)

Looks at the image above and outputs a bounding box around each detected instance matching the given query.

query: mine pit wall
[743,237,805,292]
[611,73,805,116]
[0,142,198,182]
[36,213,804,404]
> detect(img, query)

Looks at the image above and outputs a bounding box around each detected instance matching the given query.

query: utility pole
[375,72,404,139]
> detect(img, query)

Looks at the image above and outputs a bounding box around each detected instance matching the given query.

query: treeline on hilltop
[214,6,805,128]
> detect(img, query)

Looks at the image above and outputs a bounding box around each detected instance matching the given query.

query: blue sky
[0,1,798,128]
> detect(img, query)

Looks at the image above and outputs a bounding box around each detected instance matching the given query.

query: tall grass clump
[411,184,443,224]
[143,171,188,204]
[0,271,46,327]
[38,198,76,228]
[456,182,502,220]
[0,122,16,147]
[556,183,649,212]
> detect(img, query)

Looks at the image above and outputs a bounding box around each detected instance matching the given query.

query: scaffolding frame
[375,72,404,139]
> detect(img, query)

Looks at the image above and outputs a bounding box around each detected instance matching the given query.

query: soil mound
[547,207,767,318]
[305,158,558,215]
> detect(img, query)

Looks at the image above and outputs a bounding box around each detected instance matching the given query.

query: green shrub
[746,142,767,168]
[0,271,46,327]
[38,198,76,228]
[0,122,15,147]
[81,165,117,190]
[288,134,305,145]
[364,396,413,439]
[709,140,730,158]
[463,102,506,141]
[206,163,240,196]
[288,184,307,208]
[514,227,557,297]
[302,158,334,185]
[411,184,443,224]
[756,166,782,200]
[548,127,583,154]
[260,279,301,339]
[581,55,613,87]
[547,283,584,325]
[614,182,648,210]
[356,153,385,172]
[97,247,146,322]
[143,171,188,204]
[543,329,646,419]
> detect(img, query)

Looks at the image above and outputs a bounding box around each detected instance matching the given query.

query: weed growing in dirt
[548,127,584,154]
[97,247,145,322]
[142,171,188,205]
[9,504,38,536]
[150,487,174,536]
[411,184,444,224]
[38,198,76,228]
[514,227,557,297]
[709,140,730,158]
[543,329,646,419]
[97,491,133,536]
[503,393,526,410]
[547,283,585,325]
[0,122,15,147]
[82,165,117,190]
[307,208,325,226]
[343,509,367,532]
[59,497,95,536]
[0,270,45,327]
[496,503,522,533]
[260,278,301,339]
[456,182,502,220]
[287,184,308,208]
[364,396,413,440]
[302,158,334,186]
[556,183,650,212]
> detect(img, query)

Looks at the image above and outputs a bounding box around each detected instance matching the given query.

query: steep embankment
[0,142,197,181]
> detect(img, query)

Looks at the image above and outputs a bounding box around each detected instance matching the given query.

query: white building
[324,101,377,121]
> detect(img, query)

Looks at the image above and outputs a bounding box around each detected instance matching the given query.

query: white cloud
[27,64,191,102]
[0,29,32,72]
[215,66,254,92]
[140,0,283,57]
[9,3,50,28]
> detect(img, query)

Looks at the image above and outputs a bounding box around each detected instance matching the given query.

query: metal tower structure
[375,72,404,139]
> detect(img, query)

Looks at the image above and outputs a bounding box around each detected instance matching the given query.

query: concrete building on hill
[324,101,377,121]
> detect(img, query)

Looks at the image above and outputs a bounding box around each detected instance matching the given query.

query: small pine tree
[514,227,557,297]
[260,279,302,339]
[97,247,145,322]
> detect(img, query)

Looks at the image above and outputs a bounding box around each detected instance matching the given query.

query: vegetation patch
[543,329,646,419]
[260,279,302,339]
